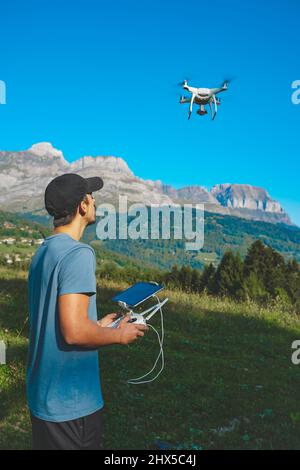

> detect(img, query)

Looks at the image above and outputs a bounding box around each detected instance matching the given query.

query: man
[26,173,148,450]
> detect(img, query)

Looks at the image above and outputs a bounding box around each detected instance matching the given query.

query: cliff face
[163,184,218,204]
[0,142,292,225]
[211,184,283,213]
[0,142,173,213]
[161,183,290,224]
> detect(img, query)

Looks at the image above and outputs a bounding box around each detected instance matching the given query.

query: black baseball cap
[45,173,104,218]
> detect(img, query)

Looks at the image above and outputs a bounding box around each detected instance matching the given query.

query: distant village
[0,221,44,265]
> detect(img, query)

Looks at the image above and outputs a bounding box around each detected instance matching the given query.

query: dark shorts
[30,407,105,450]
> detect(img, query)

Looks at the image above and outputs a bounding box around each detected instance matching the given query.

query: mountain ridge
[0,142,292,226]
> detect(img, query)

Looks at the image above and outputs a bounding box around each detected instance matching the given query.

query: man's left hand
[97,313,119,327]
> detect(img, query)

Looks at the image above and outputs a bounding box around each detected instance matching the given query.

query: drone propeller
[221,76,236,87]
[177,78,189,87]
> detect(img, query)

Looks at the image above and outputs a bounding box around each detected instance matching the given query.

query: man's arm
[58,293,147,347]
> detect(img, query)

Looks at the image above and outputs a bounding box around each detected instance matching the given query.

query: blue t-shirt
[26,233,104,422]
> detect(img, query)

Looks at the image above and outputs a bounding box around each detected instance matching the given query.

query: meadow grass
[1,266,300,449]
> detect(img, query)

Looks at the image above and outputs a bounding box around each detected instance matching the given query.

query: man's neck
[53,223,86,242]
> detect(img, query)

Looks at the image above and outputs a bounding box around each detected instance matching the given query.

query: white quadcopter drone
[179,79,231,120]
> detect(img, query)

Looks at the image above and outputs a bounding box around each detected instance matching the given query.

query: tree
[244,240,267,279]
[179,265,193,291]
[263,247,286,297]
[164,265,180,288]
[213,251,245,299]
[199,263,216,293]
[191,268,201,293]
[243,271,268,303]
[285,259,300,305]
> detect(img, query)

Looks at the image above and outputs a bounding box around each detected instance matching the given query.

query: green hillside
[1,268,300,449]
[89,211,300,270]
[12,212,300,269]
[0,210,51,239]
[1,210,300,449]
[10,208,300,270]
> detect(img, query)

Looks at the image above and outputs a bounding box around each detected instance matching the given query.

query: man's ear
[78,199,87,216]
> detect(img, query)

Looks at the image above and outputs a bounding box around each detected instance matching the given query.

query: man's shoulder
[76,242,96,256]
[60,242,96,266]
[61,240,95,254]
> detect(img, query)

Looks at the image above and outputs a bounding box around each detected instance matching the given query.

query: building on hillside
[2,238,16,245]
[3,221,16,229]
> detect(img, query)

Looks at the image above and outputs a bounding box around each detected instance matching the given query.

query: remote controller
[107,313,146,328]
[128,314,147,325]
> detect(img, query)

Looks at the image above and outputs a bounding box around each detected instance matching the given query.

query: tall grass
[1,267,300,449]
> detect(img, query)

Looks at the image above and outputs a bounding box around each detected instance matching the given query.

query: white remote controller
[129,313,147,325]
[107,313,146,328]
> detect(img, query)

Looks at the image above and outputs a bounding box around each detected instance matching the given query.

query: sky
[0,0,300,224]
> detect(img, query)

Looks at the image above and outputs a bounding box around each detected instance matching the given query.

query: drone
[179,79,230,120]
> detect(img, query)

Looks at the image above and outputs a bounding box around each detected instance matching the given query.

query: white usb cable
[126,294,165,384]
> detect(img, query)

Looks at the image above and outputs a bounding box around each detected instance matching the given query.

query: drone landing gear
[187,94,196,119]
[208,98,218,120]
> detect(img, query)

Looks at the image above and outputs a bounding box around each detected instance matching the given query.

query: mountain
[211,183,283,212]
[1,206,299,271]
[0,142,292,225]
[162,184,219,205]
[162,184,291,225]
[99,211,300,269]
[0,142,173,214]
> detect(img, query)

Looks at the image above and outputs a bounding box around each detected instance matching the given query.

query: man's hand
[117,315,149,345]
[58,295,148,347]
[97,313,119,327]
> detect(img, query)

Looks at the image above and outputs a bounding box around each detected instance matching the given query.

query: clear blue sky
[0,0,300,224]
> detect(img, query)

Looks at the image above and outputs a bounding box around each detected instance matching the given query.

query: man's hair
[53,194,90,228]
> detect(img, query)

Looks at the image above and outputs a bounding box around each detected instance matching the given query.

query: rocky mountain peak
[69,154,133,176]
[211,183,284,213]
[28,142,68,165]
[0,143,292,225]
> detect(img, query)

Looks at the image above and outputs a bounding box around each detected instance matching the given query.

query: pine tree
[264,247,286,298]
[243,240,271,302]
[179,265,193,291]
[164,264,180,288]
[243,271,268,303]
[285,259,300,305]
[199,263,216,293]
[213,251,245,299]
[244,240,267,279]
[191,268,202,293]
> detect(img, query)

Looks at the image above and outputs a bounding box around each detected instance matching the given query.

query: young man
[26,173,148,450]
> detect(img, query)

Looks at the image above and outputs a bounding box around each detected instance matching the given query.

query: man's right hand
[118,315,149,345]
